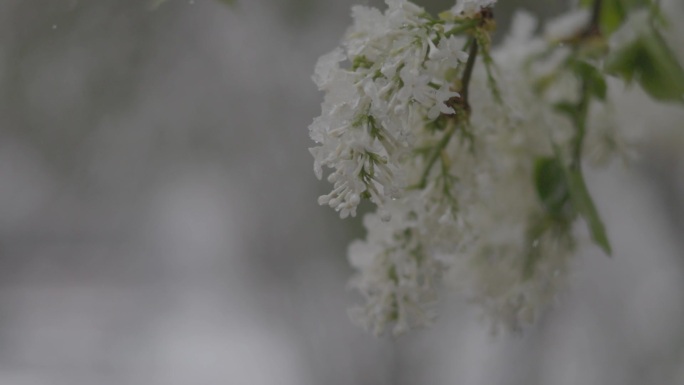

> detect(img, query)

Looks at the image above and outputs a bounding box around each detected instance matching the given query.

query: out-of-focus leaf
[606,28,684,102]
[573,60,608,100]
[538,149,611,255]
[566,168,612,255]
[553,101,581,127]
[580,0,649,35]
[604,37,641,83]
[534,157,572,220]
[639,29,684,101]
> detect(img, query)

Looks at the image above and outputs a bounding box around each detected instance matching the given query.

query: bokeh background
[0,0,683,384]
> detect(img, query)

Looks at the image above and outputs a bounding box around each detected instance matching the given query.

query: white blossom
[309,0,466,218]
[342,9,594,334]
[450,0,497,18]
[311,1,629,335]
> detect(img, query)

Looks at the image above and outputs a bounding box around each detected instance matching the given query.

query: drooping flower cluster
[310,0,467,219]
[310,0,675,334]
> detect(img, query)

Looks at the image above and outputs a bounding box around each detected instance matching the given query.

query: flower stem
[417,119,457,189]
[572,79,590,169]
[415,38,479,189]
[572,0,603,168]
[460,38,479,110]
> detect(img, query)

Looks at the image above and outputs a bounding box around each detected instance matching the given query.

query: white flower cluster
[310,1,626,334]
[310,0,467,218]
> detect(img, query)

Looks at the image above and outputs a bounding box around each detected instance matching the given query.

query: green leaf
[606,28,684,102]
[573,61,607,100]
[566,168,612,255]
[604,1,626,34]
[542,146,611,255]
[580,0,650,35]
[639,29,684,101]
[553,101,581,126]
[605,37,641,83]
[591,76,607,100]
[534,157,572,220]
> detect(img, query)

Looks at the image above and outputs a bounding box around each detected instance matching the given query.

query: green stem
[417,119,457,189]
[415,38,479,189]
[571,0,603,167]
[572,79,590,169]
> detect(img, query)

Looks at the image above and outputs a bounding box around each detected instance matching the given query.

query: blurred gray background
[0,0,683,384]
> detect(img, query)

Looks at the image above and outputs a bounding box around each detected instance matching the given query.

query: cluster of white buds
[310,0,677,334]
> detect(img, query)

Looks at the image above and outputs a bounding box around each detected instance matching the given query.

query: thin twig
[417,119,457,188]
[415,38,479,189]
[461,39,479,110]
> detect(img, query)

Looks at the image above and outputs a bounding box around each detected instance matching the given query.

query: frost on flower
[347,205,444,335]
[309,0,633,335]
[451,0,497,18]
[309,0,465,218]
